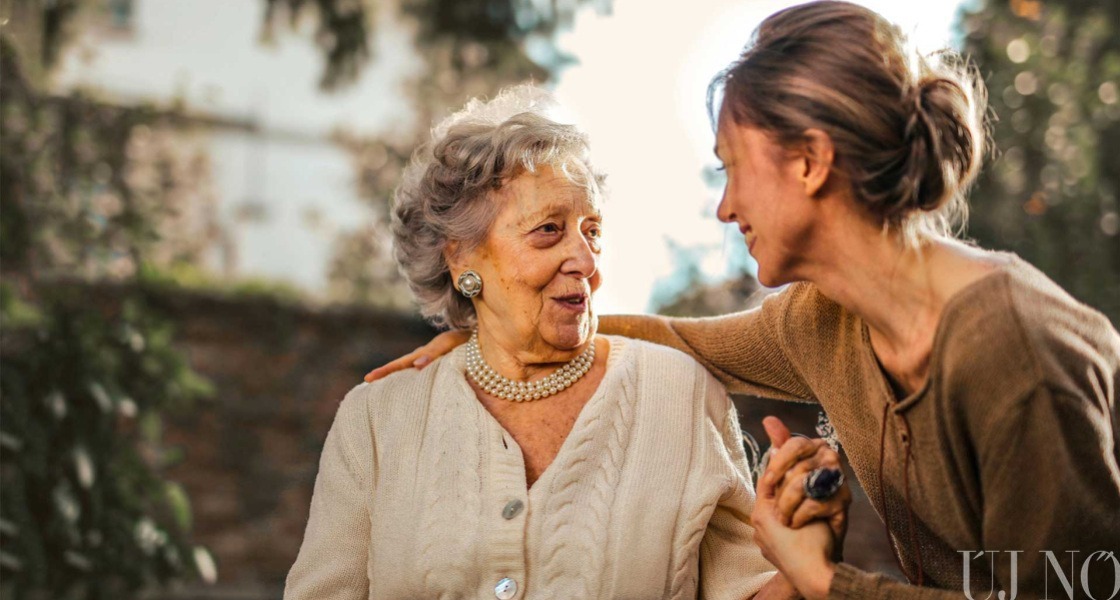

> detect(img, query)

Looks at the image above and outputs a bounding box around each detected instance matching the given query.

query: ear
[799,128,835,198]
[445,239,485,281]
[444,240,465,277]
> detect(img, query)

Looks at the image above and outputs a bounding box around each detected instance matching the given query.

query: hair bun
[898,73,983,214]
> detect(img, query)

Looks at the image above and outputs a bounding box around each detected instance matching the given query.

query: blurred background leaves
[962,0,1120,323]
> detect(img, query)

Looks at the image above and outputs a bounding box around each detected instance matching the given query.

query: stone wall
[152,288,431,598]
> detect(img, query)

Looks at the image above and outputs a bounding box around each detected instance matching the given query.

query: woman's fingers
[761,436,827,491]
[771,444,847,526]
[750,484,779,562]
[789,485,850,547]
[364,349,427,382]
[788,498,830,528]
[363,330,472,383]
[828,495,851,543]
[771,442,841,492]
[788,492,846,530]
[762,416,792,449]
[774,460,817,522]
[432,329,471,355]
[758,416,795,498]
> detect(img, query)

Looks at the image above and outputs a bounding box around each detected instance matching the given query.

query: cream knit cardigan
[284,336,775,599]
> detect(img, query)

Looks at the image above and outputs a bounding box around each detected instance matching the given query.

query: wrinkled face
[714,110,818,287]
[455,165,603,356]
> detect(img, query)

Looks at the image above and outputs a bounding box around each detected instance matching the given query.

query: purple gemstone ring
[804,467,845,501]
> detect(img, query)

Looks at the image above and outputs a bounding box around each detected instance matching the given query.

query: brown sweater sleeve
[599,287,815,401]
[827,563,963,599]
[976,384,1120,598]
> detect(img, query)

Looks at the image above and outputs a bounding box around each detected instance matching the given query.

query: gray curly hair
[390,85,606,330]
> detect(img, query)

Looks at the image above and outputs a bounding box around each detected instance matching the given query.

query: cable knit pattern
[667,367,723,599]
[284,335,775,599]
[537,346,636,599]
[667,496,710,599]
[418,377,482,595]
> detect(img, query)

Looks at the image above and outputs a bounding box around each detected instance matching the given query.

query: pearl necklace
[465,330,596,401]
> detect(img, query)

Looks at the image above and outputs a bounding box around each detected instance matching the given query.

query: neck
[474,326,592,381]
[794,211,1005,396]
[797,215,951,358]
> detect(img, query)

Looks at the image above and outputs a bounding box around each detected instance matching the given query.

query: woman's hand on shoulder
[364,329,471,382]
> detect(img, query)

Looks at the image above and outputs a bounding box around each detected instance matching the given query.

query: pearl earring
[457,270,482,298]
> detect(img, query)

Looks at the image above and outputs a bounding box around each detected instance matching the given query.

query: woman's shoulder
[998,254,1114,329]
[1002,256,1120,389]
[993,256,1115,359]
[937,253,1119,400]
[353,351,460,421]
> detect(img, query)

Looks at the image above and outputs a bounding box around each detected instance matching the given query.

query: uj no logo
[960,550,1120,600]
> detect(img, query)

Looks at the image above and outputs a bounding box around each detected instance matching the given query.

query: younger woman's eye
[715,165,726,172]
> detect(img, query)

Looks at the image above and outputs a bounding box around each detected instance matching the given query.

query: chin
[544,314,597,350]
[756,271,780,288]
[755,265,791,288]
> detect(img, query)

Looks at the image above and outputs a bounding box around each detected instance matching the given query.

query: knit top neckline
[446,335,627,492]
[858,253,1019,411]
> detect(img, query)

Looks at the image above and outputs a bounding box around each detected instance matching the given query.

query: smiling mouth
[554,293,589,312]
[742,225,757,249]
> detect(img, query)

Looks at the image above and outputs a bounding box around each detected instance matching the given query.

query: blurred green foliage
[261,0,604,89]
[0,284,215,600]
[0,23,218,598]
[961,0,1120,324]
[136,263,310,307]
[263,0,373,90]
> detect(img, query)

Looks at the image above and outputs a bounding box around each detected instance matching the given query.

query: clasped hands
[752,416,852,600]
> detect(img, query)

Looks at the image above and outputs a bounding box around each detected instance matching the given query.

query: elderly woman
[283,87,793,599]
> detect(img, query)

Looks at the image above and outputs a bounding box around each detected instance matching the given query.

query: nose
[716,187,736,224]
[561,230,598,280]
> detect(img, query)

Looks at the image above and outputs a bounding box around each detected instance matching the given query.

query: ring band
[804,467,845,500]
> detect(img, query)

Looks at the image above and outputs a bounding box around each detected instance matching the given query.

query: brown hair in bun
[710,0,987,244]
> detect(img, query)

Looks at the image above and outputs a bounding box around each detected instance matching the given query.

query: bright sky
[552,0,964,313]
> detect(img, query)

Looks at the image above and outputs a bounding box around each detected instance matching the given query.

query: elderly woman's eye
[586,226,602,239]
[537,223,562,234]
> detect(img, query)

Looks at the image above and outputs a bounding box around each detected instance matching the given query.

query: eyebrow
[713,145,723,161]
[519,202,602,227]
[518,207,559,226]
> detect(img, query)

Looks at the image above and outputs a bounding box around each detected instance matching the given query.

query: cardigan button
[495,577,517,599]
[502,499,524,520]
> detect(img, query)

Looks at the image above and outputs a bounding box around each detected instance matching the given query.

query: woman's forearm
[827,563,962,599]
[599,310,813,401]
